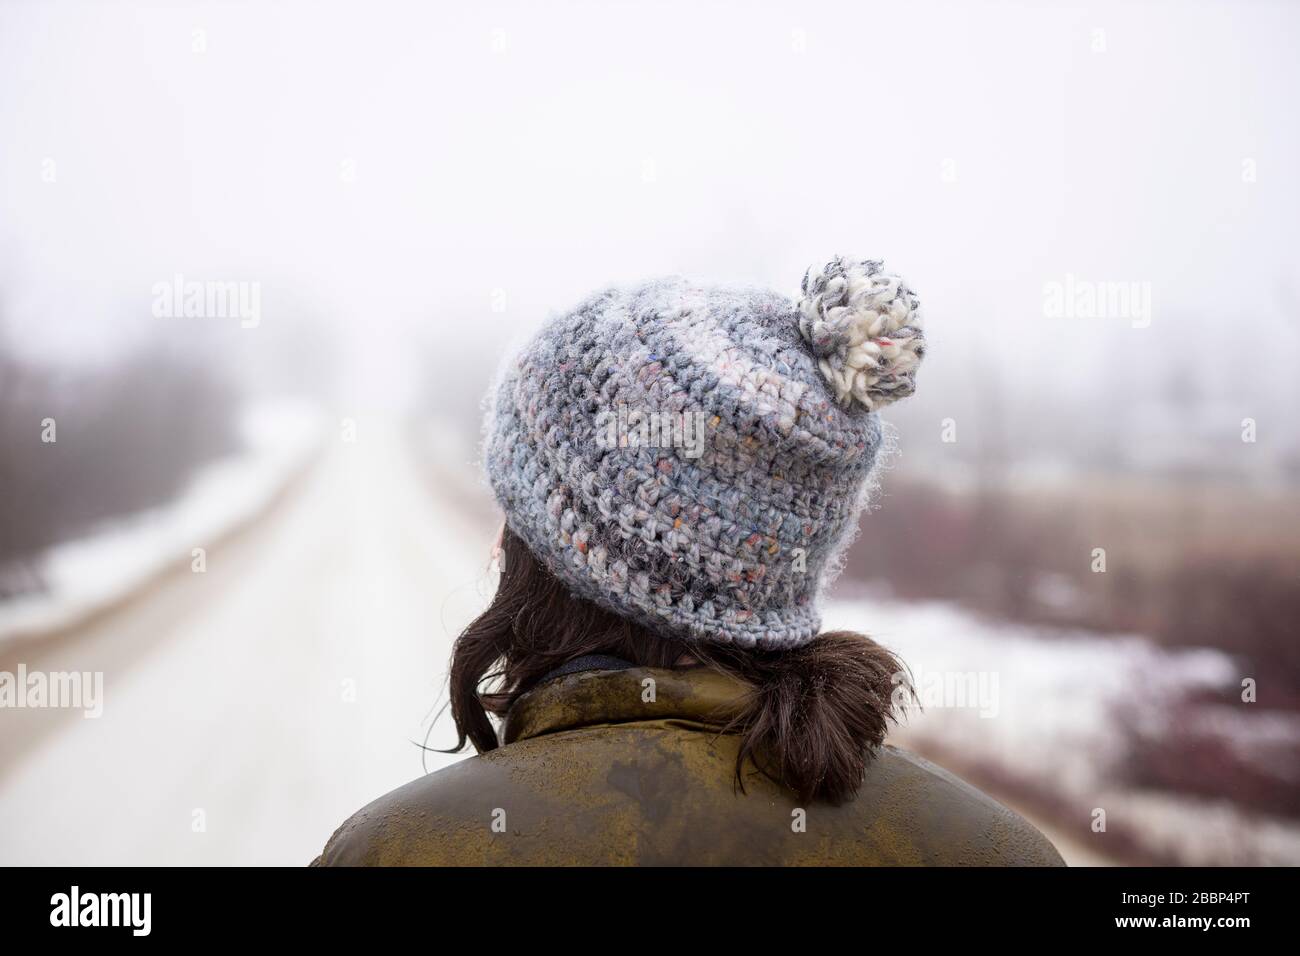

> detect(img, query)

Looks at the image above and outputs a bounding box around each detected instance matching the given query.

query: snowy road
[0,422,493,865]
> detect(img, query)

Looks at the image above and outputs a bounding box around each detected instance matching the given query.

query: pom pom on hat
[796,257,925,411]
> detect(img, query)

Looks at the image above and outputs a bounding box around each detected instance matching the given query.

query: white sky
[1,0,1297,413]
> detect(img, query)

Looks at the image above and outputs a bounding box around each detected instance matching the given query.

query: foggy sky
[2,0,1297,423]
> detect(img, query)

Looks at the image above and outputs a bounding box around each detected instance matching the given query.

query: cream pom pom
[796,257,925,411]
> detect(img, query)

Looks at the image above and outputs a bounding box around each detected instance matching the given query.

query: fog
[2,0,1298,866]
[4,0,1296,425]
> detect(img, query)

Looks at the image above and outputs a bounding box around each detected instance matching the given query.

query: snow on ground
[0,418,490,865]
[0,402,325,647]
[827,596,1300,865]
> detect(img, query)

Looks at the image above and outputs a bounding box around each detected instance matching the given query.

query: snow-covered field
[827,598,1300,866]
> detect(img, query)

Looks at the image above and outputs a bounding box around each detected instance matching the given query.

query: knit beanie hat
[484,257,925,650]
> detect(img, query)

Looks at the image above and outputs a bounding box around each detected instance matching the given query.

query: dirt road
[0,422,489,864]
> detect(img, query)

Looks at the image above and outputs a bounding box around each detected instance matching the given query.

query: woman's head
[482,257,924,650]
[450,256,925,802]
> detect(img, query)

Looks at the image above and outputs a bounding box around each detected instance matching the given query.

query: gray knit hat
[484,257,924,649]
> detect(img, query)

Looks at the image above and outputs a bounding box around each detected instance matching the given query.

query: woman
[314,258,1064,866]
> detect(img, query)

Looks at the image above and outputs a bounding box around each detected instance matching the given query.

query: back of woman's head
[455,256,925,803]
[447,526,911,804]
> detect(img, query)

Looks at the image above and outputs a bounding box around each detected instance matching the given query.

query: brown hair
[444,526,912,804]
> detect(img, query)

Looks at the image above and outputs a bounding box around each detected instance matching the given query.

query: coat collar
[501,664,755,745]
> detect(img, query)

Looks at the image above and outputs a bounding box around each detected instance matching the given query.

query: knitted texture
[484,258,924,649]
[797,257,925,410]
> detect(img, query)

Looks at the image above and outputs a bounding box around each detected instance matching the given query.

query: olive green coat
[314,666,1065,866]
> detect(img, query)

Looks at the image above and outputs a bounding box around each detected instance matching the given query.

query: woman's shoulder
[859,745,1067,867]
[312,752,514,866]
[312,735,1065,867]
